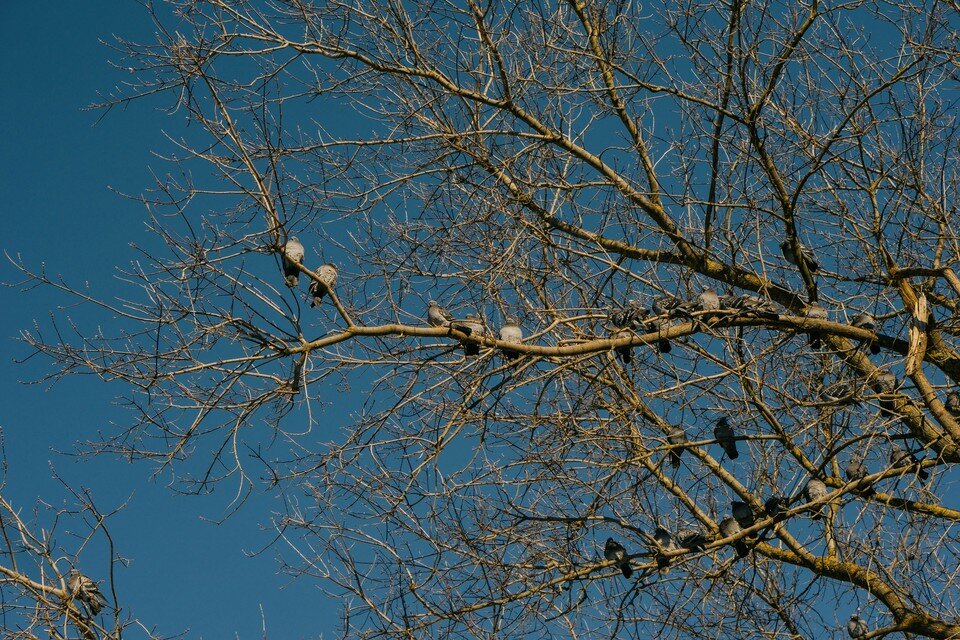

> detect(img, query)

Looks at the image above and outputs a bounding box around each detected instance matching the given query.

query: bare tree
[0,441,158,639]
[13,0,960,637]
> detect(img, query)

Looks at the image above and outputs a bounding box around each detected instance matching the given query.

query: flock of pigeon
[277,238,957,636]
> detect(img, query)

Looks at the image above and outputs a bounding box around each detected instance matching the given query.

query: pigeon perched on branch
[611,326,634,364]
[852,311,881,354]
[889,443,929,481]
[678,529,708,552]
[459,314,486,356]
[604,537,633,578]
[652,527,675,571]
[499,318,523,360]
[427,300,453,328]
[308,263,338,307]
[804,303,828,348]
[804,478,829,519]
[780,239,819,273]
[848,614,868,639]
[713,417,739,459]
[698,286,721,312]
[719,516,749,557]
[946,391,960,417]
[845,458,876,496]
[281,236,305,287]
[68,569,107,617]
[666,426,688,468]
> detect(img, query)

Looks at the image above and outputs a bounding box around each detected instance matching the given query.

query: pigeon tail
[658,339,672,354]
[734,541,749,558]
[502,349,519,361]
[669,450,682,468]
[464,343,480,357]
[620,562,633,579]
[616,346,632,364]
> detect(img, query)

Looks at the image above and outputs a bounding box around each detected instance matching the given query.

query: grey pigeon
[946,391,960,417]
[699,286,721,312]
[780,239,819,273]
[459,314,486,356]
[731,501,756,529]
[652,527,675,571]
[677,529,708,552]
[308,263,338,307]
[713,417,739,459]
[610,326,634,365]
[427,300,454,328]
[889,443,929,481]
[822,381,854,404]
[804,478,829,519]
[848,614,868,639]
[68,569,107,617]
[876,369,899,417]
[845,458,876,496]
[650,299,674,353]
[499,317,523,360]
[852,311,881,354]
[719,516,749,557]
[805,303,828,348]
[666,426,688,468]
[604,537,633,578]
[764,496,788,518]
[281,236,305,287]
[728,294,780,319]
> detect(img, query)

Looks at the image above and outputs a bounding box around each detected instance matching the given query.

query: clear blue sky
[0,4,333,638]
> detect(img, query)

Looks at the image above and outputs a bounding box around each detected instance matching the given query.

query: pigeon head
[428,300,438,307]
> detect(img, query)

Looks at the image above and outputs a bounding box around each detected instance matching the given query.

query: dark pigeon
[68,569,107,617]
[713,417,739,459]
[845,458,876,496]
[764,496,788,518]
[604,537,633,578]
[459,314,486,356]
[852,311,881,354]
[780,239,819,273]
[889,443,929,481]
[731,501,756,529]
[805,303,828,348]
[946,391,960,417]
[678,529,708,552]
[611,326,634,365]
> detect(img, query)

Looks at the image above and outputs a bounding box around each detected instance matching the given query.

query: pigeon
[946,391,960,417]
[609,300,649,330]
[68,569,107,617]
[780,239,819,273]
[699,286,721,312]
[652,527,675,571]
[727,294,780,319]
[852,312,881,354]
[713,417,739,459]
[845,458,876,496]
[677,529,708,552]
[822,381,854,404]
[666,426,688,468]
[848,614,868,639]
[889,443,929,481]
[650,299,675,353]
[499,317,523,360]
[459,314,486,356]
[804,303,828,348]
[604,537,633,578]
[281,236,305,287]
[804,478,829,519]
[610,326,634,365]
[731,501,756,530]
[427,300,454,328]
[876,369,899,417]
[764,496,788,518]
[308,263,338,307]
[719,516,749,557]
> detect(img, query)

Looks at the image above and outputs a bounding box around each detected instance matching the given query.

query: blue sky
[0,3,332,638]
